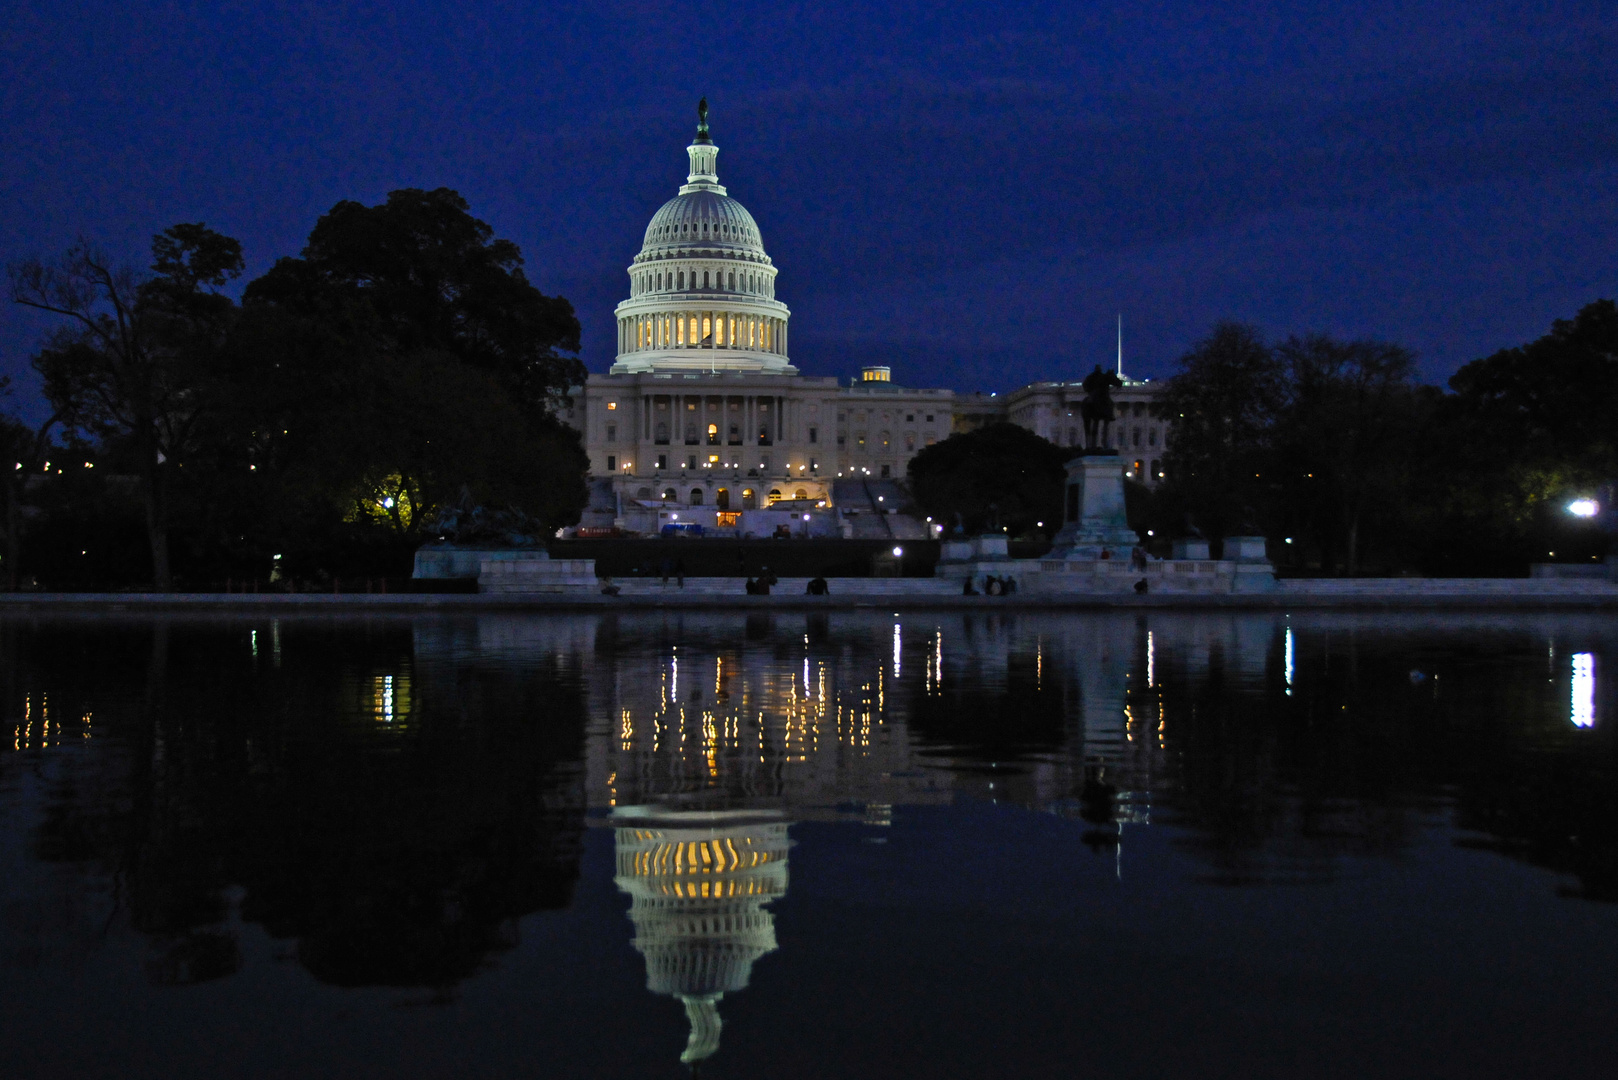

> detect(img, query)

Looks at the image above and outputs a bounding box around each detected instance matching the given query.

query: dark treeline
[1150,307,1618,575]
[3,189,588,590]
[911,303,1617,576]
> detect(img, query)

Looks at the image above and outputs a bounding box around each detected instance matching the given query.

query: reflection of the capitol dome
[613,807,792,1067]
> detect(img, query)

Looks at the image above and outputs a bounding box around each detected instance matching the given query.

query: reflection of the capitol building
[612,808,790,1067]
[415,610,1614,1065]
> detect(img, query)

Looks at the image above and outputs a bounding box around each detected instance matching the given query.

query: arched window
[716,488,730,510]
[742,488,757,509]
[636,487,652,499]
[728,271,736,290]
[707,423,719,445]
[703,270,710,288]
[663,488,677,501]
[767,489,783,503]
[795,488,808,500]
[689,488,705,505]
[677,271,685,290]
[685,424,698,445]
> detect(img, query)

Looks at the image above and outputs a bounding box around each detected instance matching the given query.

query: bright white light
[892,546,904,557]
[1572,653,1595,727]
[1285,537,1294,544]
[1568,499,1600,517]
[382,496,395,509]
[1284,627,1295,696]
[802,513,810,521]
[893,622,902,679]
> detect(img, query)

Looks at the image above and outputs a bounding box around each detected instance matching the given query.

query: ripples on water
[1,612,1615,1078]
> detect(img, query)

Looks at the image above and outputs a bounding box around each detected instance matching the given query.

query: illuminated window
[767,488,783,503]
[607,401,617,411]
[677,317,685,345]
[703,314,711,341]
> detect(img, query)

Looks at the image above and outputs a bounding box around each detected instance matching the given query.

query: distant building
[566,110,1168,535]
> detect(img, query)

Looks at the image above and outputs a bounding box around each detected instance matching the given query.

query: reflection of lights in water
[1284,627,1295,696]
[250,629,257,658]
[1572,653,1596,728]
[375,675,394,722]
[892,622,902,679]
[1146,631,1155,688]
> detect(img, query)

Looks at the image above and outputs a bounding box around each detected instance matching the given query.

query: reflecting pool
[2,611,1616,1078]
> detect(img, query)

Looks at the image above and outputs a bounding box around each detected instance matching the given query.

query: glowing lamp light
[1568,499,1600,517]
[892,546,904,557]
[802,513,811,521]
[382,496,395,509]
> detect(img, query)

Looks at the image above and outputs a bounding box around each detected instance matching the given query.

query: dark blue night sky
[3,0,1615,414]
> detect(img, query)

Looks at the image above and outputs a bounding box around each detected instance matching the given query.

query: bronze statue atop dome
[695,97,711,143]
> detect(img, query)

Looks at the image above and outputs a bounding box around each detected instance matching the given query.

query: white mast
[1116,314,1123,378]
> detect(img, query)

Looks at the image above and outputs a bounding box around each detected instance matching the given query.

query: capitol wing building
[566,107,1170,538]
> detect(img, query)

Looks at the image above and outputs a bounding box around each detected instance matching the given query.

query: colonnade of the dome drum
[629,266,774,297]
[617,310,787,357]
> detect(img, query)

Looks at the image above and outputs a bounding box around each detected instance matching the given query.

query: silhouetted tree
[907,423,1069,536]
[1157,322,1286,543]
[8,225,244,587]
[1270,335,1420,573]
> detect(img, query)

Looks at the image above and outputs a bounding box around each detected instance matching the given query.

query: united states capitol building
[565,105,1170,538]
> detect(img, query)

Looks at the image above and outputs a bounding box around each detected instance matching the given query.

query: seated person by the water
[600,577,621,596]
[962,577,979,595]
[806,576,829,595]
[1003,576,1017,594]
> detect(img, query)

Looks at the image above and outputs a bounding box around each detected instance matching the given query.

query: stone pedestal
[414,546,542,580]
[1049,452,1141,559]
[1225,536,1276,592]
[1171,538,1211,560]
[477,557,599,594]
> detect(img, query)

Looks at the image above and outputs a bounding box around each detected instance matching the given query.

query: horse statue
[1080,364,1124,450]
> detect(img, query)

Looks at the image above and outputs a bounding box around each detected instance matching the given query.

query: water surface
[1,611,1614,1078]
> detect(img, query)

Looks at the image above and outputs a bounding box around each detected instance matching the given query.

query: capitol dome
[611,101,794,375]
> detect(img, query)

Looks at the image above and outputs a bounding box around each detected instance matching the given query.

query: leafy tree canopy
[908,423,1070,536]
[212,190,589,559]
[244,187,583,414]
[1157,321,1285,539]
